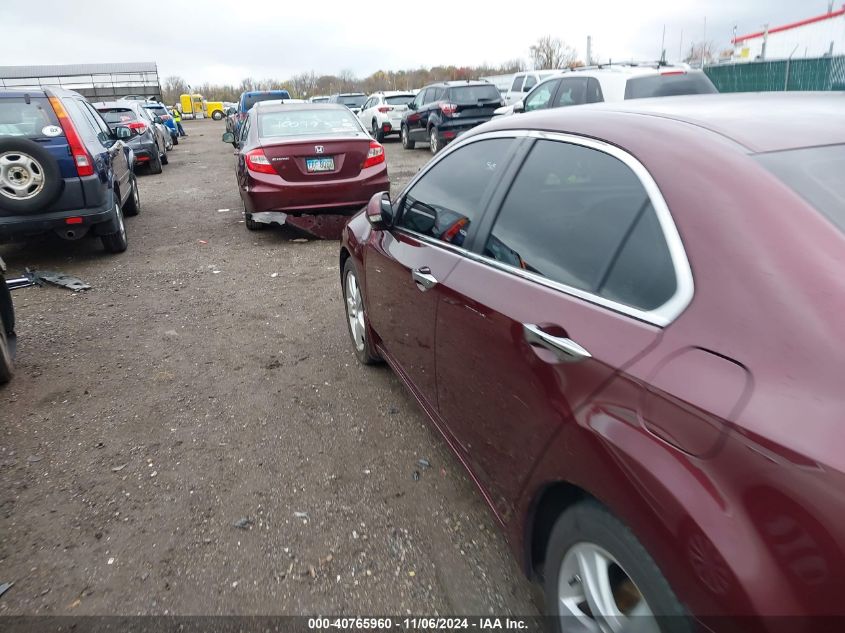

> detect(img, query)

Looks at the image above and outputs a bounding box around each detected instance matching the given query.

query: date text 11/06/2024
[307,617,531,630]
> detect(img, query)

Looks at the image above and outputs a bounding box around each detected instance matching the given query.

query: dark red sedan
[340,93,845,631]
[223,102,388,231]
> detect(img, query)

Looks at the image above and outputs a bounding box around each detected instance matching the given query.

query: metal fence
[0,63,162,100]
[705,55,845,92]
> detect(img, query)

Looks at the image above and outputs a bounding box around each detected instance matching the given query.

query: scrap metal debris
[5,277,33,290]
[233,517,254,530]
[24,269,91,292]
[0,582,13,598]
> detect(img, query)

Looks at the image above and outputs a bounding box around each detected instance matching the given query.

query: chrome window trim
[393,129,694,328]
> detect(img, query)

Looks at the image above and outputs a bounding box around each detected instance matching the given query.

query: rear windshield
[243,92,291,110]
[144,105,168,116]
[258,108,362,138]
[97,108,139,124]
[310,97,329,103]
[447,85,502,105]
[624,72,717,99]
[338,95,366,107]
[0,97,60,137]
[755,145,845,233]
[385,95,414,106]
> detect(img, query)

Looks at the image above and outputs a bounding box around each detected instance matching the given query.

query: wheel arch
[525,480,592,576]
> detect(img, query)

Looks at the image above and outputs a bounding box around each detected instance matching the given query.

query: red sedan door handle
[523,323,592,363]
[411,266,438,291]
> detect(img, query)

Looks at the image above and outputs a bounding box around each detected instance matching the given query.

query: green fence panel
[705,56,845,92]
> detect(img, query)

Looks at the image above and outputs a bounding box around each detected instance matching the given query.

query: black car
[0,256,14,383]
[0,87,139,253]
[401,81,503,154]
[94,101,167,174]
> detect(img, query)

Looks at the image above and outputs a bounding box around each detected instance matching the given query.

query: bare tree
[290,71,319,98]
[529,36,578,70]
[500,58,527,73]
[162,76,189,105]
[683,41,716,66]
[337,69,357,92]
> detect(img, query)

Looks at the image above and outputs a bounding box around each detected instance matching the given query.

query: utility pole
[586,35,592,66]
[761,24,769,60]
[701,16,707,68]
[679,28,684,61]
[660,25,666,64]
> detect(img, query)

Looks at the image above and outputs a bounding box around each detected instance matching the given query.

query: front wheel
[0,285,14,384]
[429,127,440,154]
[401,125,415,150]
[212,110,224,120]
[544,501,690,633]
[342,259,380,365]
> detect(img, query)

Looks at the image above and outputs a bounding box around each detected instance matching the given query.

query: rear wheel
[101,201,128,253]
[243,198,265,231]
[372,120,385,143]
[161,149,169,165]
[429,127,440,154]
[544,501,690,633]
[0,280,14,384]
[172,134,179,146]
[212,110,224,120]
[148,150,163,174]
[0,326,13,384]
[401,125,415,150]
[342,258,380,365]
[0,138,62,214]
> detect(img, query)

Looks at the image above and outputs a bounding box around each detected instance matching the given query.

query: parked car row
[336,92,845,631]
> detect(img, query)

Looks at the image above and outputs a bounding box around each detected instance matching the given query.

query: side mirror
[366,191,393,230]
[407,102,416,111]
[513,100,525,114]
[114,126,133,140]
[222,132,235,143]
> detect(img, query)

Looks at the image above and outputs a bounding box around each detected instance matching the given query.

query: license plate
[306,157,335,172]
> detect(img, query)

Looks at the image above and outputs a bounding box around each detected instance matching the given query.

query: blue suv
[235,89,291,129]
[0,87,139,253]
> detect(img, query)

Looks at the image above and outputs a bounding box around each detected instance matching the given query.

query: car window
[258,108,361,138]
[385,95,414,106]
[238,116,251,145]
[484,139,677,312]
[586,78,604,103]
[397,139,513,247]
[448,85,501,105]
[63,98,101,146]
[97,108,138,124]
[511,76,524,92]
[431,87,445,102]
[524,75,537,91]
[624,72,717,99]
[553,78,590,107]
[524,80,559,112]
[80,100,113,144]
[0,96,59,138]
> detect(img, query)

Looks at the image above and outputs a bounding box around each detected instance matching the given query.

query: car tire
[342,258,380,365]
[544,500,691,633]
[0,137,63,214]
[372,120,385,143]
[148,150,163,174]
[244,212,266,231]
[161,150,169,165]
[172,134,179,146]
[123,175,141,217]
[101,201,128,254]
[212,110,223,120]
[429,127,440,154]
[401,125,415,150]
[0,325,13,384]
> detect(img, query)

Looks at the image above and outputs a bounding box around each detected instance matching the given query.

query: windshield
[448,85,502,105]
[144,105,168,116]
[243,91,291,110]
[339,95,366,107]
[0,97,60,137]
[97,108,139,124]
[756,145,845,233]
[385,95,415,106]
[258,108,362,138]
[624,72,717,99]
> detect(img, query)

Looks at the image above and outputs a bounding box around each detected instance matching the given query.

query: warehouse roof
[0,62,158,79]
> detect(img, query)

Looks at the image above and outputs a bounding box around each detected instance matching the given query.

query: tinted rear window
[0,97,60,137]
[243,92,291,110]
[338,95,366,107]
[385,95,414,106]
[448,85,502,105]
[97,108,139,124]
[755,144,845,233]
[624,72,717,99]
[144,105,168,116]
[258,108,362,138]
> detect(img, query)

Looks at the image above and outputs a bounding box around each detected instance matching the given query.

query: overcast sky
[0,0,829,84]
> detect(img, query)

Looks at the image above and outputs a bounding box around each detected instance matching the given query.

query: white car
[357,91,416,141]
[494,63,717,117]
[502,70,561,105]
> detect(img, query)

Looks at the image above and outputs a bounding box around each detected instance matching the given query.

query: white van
[503,70,561,105]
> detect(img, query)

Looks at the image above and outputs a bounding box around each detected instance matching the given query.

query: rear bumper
[437,118,493,141]
[0,200,118,240]
[242,166,390,215]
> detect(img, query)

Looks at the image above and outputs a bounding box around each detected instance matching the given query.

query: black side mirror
[407,101,416,111]
[222,132,235,144]
[366,191,393,229]
[114,126,133,140]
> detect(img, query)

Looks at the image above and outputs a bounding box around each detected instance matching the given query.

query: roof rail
[571,59,675,72]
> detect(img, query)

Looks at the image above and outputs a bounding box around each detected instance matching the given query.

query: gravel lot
[0,120,539,616]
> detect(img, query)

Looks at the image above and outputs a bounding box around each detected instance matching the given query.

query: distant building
[0,62,162,100]
[732,4,844,61]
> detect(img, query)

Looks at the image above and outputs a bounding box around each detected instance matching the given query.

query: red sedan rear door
[434,136,692,521]
[365,138,518,411]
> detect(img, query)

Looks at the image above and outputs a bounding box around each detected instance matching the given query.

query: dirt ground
[0,120,540,616]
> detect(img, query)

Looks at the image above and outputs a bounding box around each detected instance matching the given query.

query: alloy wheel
[429,128,438,153]
[558,542,659,633]
[345,271,365,352]
[0,151,45,201]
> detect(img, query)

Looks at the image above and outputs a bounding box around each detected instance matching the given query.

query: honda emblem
[315,146,324,154]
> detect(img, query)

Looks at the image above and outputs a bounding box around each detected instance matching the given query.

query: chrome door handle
[411,266,438,291]
[523,323,592,363]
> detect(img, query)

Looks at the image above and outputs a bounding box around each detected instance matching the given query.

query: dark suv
[401,81,503,154]
[0,87,139,253]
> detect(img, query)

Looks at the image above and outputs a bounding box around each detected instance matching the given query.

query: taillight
[245,148,275,174]
[362,141,385,169]
[48,96,94,177]
[377,106,391,113]
[128,122,148,135]
[161,114,172,121]
[660,70,686,76]
[439,102,457,117]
